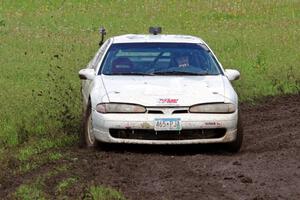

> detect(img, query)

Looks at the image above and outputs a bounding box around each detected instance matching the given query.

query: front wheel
[80,102,99,148]
[226,113,243,152]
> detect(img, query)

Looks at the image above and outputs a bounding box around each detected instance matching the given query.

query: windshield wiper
[152,71,209,75]
[108,72,154,76]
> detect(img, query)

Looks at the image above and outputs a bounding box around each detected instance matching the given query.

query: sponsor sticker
[158,98,178,104]
[204,122,222,127]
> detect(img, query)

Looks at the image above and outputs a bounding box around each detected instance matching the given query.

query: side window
[88,49,101,69]
[91,39,111,70]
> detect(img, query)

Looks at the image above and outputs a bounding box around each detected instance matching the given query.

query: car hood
[101,75,226,106]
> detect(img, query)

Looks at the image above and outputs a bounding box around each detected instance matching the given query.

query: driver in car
[175,54,190,68]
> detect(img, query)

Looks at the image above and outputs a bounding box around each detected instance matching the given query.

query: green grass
[56,177,77,193]
[15,183,126,200]
[13,165,70,200]
[16,150,65,174]
[87,185,126,200]
[48,152,63,160]
[16,135,76,161]
[14,184,45,200]
[12,166,124,200]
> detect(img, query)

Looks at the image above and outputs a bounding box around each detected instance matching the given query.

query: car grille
[146,107,189,114]
[109,129,226,140]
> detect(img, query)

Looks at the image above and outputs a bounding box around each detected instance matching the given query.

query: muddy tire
[226,112,243,153]
[80,102,99,148]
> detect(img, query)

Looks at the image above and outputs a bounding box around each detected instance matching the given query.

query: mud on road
[1,95,300,199]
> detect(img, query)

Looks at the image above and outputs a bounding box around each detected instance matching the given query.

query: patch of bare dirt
[1,94,300,200]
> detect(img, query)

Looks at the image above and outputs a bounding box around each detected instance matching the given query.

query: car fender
[90,76,109,110]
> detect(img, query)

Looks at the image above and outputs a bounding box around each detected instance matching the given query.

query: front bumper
[91,109,238,145]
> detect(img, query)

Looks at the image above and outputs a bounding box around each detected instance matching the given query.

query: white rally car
[79,27,243,152]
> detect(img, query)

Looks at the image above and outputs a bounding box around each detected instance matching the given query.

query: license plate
[154,118,181,131]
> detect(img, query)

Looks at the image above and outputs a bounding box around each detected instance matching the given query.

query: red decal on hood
[159,98,178,103]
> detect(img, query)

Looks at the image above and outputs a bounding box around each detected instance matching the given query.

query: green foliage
[13,166,71,199]
[18,162,38,174]
[17,135,76,161]
[56,177,77,193]
[48,152,63,161]
[86,186,126,200]
[0,0,299,148]
[14,184,45,200]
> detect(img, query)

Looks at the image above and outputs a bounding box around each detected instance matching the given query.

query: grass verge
[86,185,126,200]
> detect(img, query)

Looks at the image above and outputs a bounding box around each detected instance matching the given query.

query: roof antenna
[99,27,106,46]
[149,26,162,35]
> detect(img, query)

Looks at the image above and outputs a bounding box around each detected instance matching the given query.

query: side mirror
[79,69,96,80]
[225,69,240,81]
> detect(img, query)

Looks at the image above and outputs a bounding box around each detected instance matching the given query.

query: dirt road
[1,95,300,199]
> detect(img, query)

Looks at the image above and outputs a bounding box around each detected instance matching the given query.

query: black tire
[226,112,243,153]
[79,102,99,148]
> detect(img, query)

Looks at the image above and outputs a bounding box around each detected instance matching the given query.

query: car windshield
[100,43,222,76]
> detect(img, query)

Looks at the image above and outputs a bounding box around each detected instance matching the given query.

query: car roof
[111,34,205,44]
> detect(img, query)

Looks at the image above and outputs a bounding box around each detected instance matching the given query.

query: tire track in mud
[1,94,300,199]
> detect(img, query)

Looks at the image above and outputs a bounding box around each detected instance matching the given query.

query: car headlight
[189,103,236,113]
[96,103,146,113]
